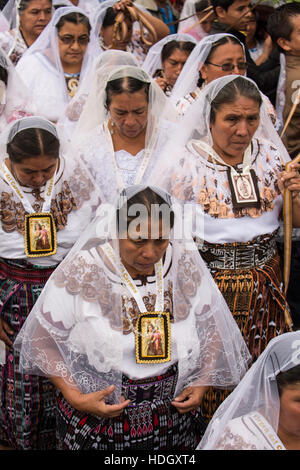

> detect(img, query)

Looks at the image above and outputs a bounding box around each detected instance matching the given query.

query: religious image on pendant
[232,173,258,203]
[136,312,171,364]
[24,213,57,257]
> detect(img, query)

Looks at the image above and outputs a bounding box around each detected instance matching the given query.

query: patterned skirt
[198,232,293,421]
[0,258,57,450]
[56,365,207,451]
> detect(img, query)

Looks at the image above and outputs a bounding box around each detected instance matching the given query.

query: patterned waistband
[122,365,178,407]
[198,231,278,270]
[0,258,56,284]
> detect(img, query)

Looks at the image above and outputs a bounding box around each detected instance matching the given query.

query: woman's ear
[200,65,208,82]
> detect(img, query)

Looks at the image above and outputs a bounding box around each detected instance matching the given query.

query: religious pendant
[135,312,171,364]
[24,212,57,257]
[227,168,261,210]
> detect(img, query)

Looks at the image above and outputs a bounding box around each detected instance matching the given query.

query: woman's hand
[171,386,208,414]
[278,163,300,201]
[0,318,13,349]
[66,384,130,419]
[155,76,169,92]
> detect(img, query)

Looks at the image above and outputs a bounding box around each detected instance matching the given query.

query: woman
[245,9,273,66]
[0,46,35,133]
[15,6,101,123]
[14,184,250,450]
[0,0,53,64]
[142,33,197,96]
[0,116,101,450]
[150,75,300,419]
[69,63,179,204]
[94,0,170,66]
[178,0,215,41]
[199,331,300,450]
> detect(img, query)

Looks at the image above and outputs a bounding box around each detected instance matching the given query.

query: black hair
[210,76,262,123]
[211,0,236,14]
[276,364,300,397]
[197,35,243,87]
[0,53,8,86]
[102,7,118,28]
[55,11,91,34]
[17,0,52,11]
[161,40,196,64]
[105,76,150,110]
[195,0,211,13]
[117,187,175,235]
[7,128,60,163]
[267,2,300,54]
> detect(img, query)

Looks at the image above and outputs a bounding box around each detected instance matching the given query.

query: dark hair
[267,2,300,54]
[195,0,211,13]
[55,11,91,34]
[210,76,262,123]
[117,187,175,235]
[105,76,150,110]
[7,128,60,163]
[211,0,236,14]
[18,0,52,11]
[161,40,196,63]
[102,7,118,28]
[276,364,300,397]
[197,35,243,87]
[0,53,8,86]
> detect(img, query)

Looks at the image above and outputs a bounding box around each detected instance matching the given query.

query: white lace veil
[15,6,101,120]
[56,50,139,144]
[170,33,245,105]
[53,0,100,17]
[150,75,290,191]
[0,46,36,132]
[72,62,179,149]
[177,0,207,39]
[141,33,197,78]
[0,11,9,33]
[275,52,286,132]
[198,331,300,449]
[14,184,251,403]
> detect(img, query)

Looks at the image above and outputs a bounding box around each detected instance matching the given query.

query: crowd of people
[0,0,299,452]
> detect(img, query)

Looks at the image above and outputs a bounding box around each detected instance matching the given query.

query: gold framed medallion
[135,312,171,364]
[227,168,261,210]
[24,212,57,257]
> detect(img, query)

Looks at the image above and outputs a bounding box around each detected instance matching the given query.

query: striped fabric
[0,258,57,450]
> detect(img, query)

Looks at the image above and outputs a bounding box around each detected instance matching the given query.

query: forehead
[25,0,52,10]
[290,14,300,34]
[216,96,260,114]
[109,90,148,109]
[165,48,190,62]
[17,154,57,170]
[210,42,245,61]
[58,21,89,36]
[229,0,251,10]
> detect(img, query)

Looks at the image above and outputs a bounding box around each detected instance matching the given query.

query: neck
[121,259,155,278]
[278,427,300,450]
[19,27,38,47]
[62,62,83,74]
[246,37,256,49]
[155,0,167,9]
[108,120,146,156]
[212,144,244,167]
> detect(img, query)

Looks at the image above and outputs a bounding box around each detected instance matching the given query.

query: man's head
[267,2,300,56]
[211,0,251,31]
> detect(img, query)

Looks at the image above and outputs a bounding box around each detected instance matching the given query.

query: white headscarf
[141,33,197,79]
[14,184,251,402]
[170,33,245,105]
[198,331,300,449]
[15,6,101,122]
[177,0,207,40]
[53,0,100,17]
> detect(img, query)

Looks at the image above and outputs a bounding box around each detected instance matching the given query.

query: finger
[95,385,115,400]
[1,320,13,335]
[0,330,13,347]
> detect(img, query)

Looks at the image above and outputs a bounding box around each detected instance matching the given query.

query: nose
[124,113,136,127]
[32,173,45,186]
[140,242,156,261]
[70,39,81,50]
[38,11,47,21]
[235,120,248,136]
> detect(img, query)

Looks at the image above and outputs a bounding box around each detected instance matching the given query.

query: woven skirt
[198,233,293,421]
[56,365,207,451]
[0,258,57,450]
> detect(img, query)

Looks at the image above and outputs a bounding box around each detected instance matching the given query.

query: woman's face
[197,11,216,34]
[201,43,246,84]
[58,21,90,71]
[9,154,58,189]
[278,383,300,440]
[19,0,52,38]
[109,89,148,139]
[119,218,169,277]
[100,18,133,50]
[162,48,191,87]
[245,13,257,40]
[210,96,260,163]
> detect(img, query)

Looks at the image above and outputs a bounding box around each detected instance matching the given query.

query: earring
[110,121,115,135]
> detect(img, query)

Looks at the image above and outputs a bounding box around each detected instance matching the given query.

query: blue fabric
[158,4,176,34]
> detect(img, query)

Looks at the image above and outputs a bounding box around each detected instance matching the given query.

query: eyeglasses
[58,35,90,46]
[206,61,248,72]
